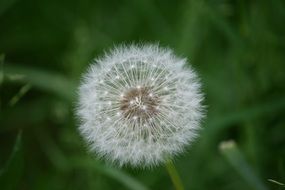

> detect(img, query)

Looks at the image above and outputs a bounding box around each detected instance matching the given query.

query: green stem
[165,160,185,190]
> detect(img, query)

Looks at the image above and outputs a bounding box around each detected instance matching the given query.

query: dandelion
[77,44,204,168]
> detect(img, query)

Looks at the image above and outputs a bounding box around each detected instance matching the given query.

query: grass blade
[0,131,24,190]
[219,140,268,190]
[267,179,285,187]
[206,97,285,137]
[9,84,31,106]
[71,157,149,190]
[0,0,19,16]
[4,65,76,102]
[0,54,4,86]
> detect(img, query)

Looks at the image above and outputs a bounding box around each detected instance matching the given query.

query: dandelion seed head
[77,44,204,168]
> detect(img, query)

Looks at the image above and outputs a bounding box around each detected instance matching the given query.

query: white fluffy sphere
[77,44,204,168]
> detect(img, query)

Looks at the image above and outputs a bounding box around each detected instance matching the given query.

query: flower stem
[165,160,185,190]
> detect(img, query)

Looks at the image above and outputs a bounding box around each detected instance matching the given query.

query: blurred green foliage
[1,0,285,189]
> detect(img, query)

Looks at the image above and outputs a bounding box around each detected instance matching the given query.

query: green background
[1,0,285,189]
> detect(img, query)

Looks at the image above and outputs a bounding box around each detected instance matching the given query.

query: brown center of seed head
[120,86,160,121]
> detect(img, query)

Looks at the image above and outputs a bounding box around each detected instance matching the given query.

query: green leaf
[0,131,24,190]
[219,140,268,190]
[4,65,76,102]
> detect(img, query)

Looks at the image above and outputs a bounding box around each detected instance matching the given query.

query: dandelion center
[120,86,160,121]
